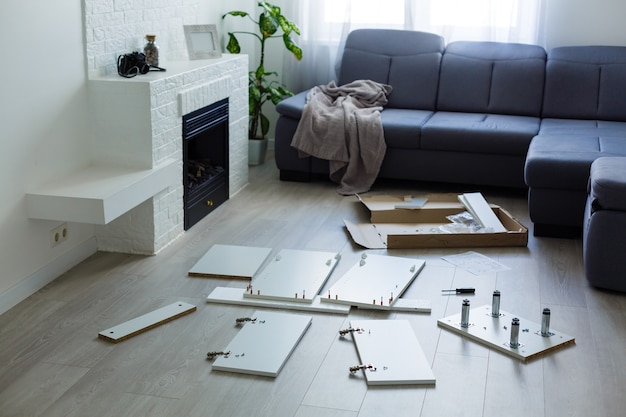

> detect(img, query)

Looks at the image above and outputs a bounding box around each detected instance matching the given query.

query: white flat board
[98,301,196,343]
[458,192,507,232]
[437,304,576,361]
[212,310,312,377]
[207,286,350,314]
[188,244,272,279]
[349,319,435,385]
[243,249,340,303]
[389,298,431,313]
[321,255,425,310]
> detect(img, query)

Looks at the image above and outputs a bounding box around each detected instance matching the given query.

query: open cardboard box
[345,194,528,249]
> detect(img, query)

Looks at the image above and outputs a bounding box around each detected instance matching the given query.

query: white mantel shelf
[25,159,178,224]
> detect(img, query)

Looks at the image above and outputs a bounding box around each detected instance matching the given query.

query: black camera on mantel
[117,52,150,78]
[117,51,165,78]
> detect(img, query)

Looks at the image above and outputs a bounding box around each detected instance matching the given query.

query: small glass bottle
[144,34,159,67]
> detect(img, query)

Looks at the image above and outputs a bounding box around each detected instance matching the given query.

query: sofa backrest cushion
[338,29,445,110]
[437,41,546,117]
[543,46,626,121]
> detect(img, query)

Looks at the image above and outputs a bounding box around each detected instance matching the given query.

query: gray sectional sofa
[274,29,626,237]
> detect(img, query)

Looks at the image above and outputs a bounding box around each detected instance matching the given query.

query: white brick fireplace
[26,0,249,255]
[88,57,249,254]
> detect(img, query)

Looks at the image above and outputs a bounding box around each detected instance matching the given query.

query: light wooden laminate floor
[1,151,625,417]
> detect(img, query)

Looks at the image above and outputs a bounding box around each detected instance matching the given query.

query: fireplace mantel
[26,55,249,254]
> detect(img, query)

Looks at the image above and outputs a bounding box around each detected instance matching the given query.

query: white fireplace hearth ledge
[25,159,178,224]
[25,55,249,254]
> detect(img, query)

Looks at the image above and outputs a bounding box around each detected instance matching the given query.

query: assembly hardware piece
[207,350,231,360]
[236,317,256,324]
[338,327,364,337]
[350,364,377,374]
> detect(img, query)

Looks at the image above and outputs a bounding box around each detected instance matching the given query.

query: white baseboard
[0,237,98,315]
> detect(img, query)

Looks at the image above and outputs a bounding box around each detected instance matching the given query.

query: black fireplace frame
[182,98,229,230]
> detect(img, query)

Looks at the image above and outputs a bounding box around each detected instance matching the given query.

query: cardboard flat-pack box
[345,194,528,249]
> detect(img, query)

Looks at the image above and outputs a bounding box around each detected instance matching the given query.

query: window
[324,0,406,26]
[431,0,519,28]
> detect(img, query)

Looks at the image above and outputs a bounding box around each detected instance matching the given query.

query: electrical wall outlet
[50,223,68,247]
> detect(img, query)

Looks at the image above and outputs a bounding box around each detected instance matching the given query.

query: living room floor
[1,151,624,417]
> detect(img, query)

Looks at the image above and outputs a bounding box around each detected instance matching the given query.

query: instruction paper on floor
[441,251,510,275]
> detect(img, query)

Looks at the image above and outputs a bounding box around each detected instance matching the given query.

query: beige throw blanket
[290,80,392,195]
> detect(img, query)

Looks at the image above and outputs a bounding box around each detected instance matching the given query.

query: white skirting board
[321,254,426,310]
[98,301,197,343]
[437,304,576,361]
[211,310,312,377]
[243,249,341,303]
[206,286,431,314]
[188,244,272,280]
[349,319,435,385]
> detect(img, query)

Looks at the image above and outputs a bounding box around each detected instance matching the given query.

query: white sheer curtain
[282,0,544,92]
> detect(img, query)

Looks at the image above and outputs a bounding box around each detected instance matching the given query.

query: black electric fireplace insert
[182,98,229,230]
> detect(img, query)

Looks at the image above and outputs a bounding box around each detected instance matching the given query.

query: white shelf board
[98,301,196,343]
[349,319,435,385]
[321,255,425,310]
[212,310,312,377]
[189,244,272,280]
[207,286,351,314]
[437,304,576,361]
[26,159,178,224]
[244,249,341,303]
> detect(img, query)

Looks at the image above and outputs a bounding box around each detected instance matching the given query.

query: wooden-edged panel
[188,244,272,280]
[98,301,196,343]
[437,304,575,361]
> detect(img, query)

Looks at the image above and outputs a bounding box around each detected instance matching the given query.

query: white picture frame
[184,24,221,59]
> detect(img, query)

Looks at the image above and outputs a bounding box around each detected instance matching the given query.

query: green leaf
[260,113,270,137]
[259,12,278,37]
[225,33,241,54]
[283,34,303,61]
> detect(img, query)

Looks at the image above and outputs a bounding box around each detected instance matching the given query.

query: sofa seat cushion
[381,109,433,149]
[420,112,540,155]
[588,157,626,212]
[525,135,626,191]
[540,118,626,136]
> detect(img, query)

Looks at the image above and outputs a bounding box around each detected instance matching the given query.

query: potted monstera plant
[223,1,302,165]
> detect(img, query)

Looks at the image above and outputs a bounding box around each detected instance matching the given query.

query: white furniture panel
[207,286,350,314]
[321,254,425,310]
[188,244,272,280]
[349,319,435,385]
[98,301,196,343]
[244,249,341,303]
[212,310,312,377]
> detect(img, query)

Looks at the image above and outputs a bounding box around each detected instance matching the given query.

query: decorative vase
[248,138,268,165]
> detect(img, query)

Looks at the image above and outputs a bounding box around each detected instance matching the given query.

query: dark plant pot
[248,138,268,165]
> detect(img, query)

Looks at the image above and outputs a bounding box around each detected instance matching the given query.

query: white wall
[0,0,97,313]
[1,0,626,315]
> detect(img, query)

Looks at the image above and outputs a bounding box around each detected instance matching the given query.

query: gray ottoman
[583,157,626,292]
